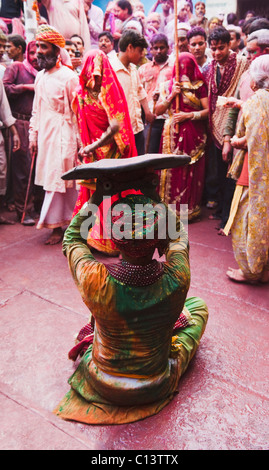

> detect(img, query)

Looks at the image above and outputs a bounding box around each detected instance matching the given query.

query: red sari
[72,50,137,254]
[159,53,208,220]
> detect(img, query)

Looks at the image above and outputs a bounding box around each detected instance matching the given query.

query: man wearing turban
[29,25,80,245]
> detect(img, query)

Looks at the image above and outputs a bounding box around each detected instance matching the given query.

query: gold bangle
[223,137,231,142]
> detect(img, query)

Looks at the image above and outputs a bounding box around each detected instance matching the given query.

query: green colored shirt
[63,208,190,406]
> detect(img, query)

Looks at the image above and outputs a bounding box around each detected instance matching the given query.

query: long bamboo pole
[174,0,180,132]
[145,93,159,153]
[21,153,35,224]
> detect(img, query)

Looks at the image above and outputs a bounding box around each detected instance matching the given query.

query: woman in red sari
[155,52,208,220]
[72,49,137,254]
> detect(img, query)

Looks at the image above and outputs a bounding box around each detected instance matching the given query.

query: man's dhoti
[37,185,78,229]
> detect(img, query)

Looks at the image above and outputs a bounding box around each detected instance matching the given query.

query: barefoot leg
[226,268,258,284]
[45,227,63,245]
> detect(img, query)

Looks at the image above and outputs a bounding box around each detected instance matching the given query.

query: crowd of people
[0,0,268,425]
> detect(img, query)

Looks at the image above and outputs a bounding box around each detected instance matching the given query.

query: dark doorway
[237,0,269,20]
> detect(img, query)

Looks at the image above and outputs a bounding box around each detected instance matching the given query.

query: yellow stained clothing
[54,209,208,424]
[225,89,269,279]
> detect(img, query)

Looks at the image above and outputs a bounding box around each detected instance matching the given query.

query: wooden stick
[174,0,180,132]
[145,93,159,153]
[21,153,35,224]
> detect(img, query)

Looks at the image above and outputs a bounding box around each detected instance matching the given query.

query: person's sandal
[206,201,218,209]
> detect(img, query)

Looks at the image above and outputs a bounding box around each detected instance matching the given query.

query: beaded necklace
[106,259,164,286]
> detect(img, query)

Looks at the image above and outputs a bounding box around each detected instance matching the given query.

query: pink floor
[0,207,268,450]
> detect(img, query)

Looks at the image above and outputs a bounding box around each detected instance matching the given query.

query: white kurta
[87,4,104,49]
[29,65,79,194]
[41,0,91,52]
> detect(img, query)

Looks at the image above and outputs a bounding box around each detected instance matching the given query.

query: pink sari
[23,41,39,78]
[159,53,208,220]
[72,50,137,254]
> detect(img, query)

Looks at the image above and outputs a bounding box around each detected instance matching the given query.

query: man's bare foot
[0,215,15,225]
[226,267,258,284]
[44,228,63,245]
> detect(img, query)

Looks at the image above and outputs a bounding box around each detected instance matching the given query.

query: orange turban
[35,25,65,49]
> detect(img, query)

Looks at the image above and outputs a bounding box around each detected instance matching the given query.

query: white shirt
[0,64,6,80]
[109,54,147,134]
[87,4,104,48]
[107,49,117,61]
